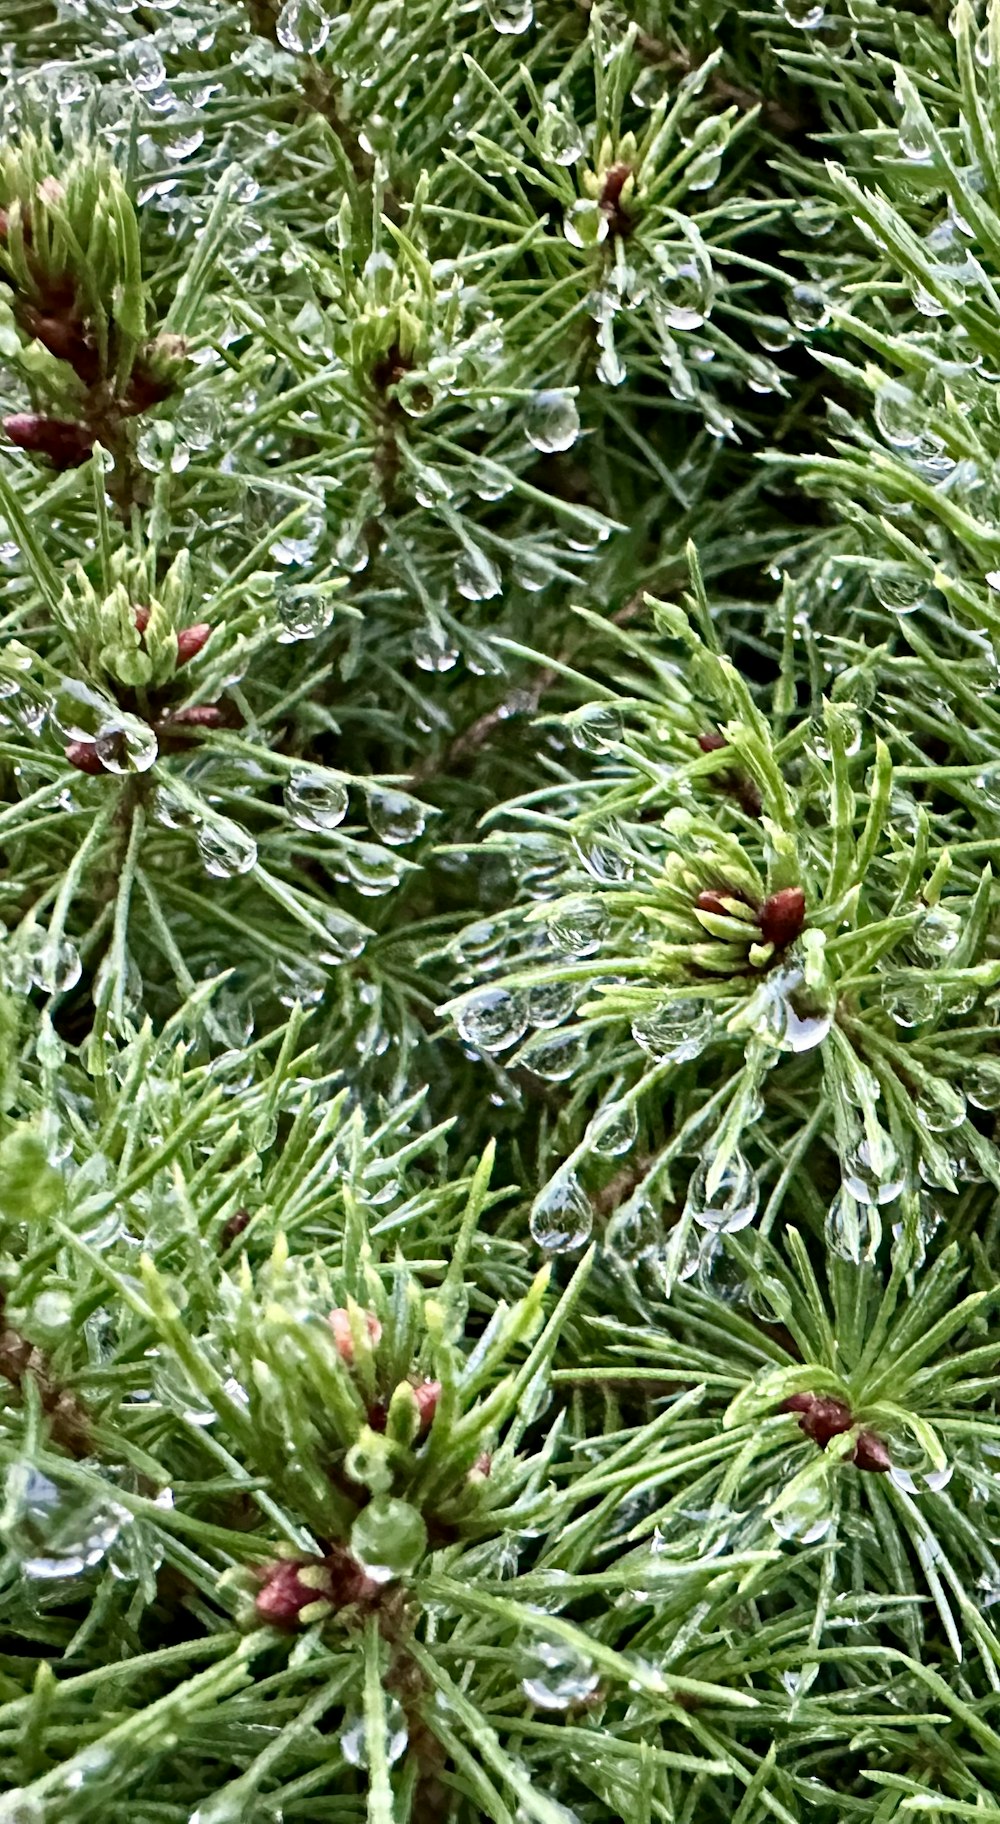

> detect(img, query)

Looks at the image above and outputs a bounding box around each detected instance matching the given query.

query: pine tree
[4,1,1000,1821]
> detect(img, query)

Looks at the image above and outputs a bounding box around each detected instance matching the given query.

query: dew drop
[487,0,532,31]
[776,0,825,23]
[366,787,427,846]
[526,390,580,454]
[538,95,584,165]
[455,988,528,1054]
[121,37,166,90]
[276,0,332,54]
[564,199,609,249]
[631,998,713,1062]
[787,283,830,332]
[517,1028,586,1081]
[769,1481,832,1544]
[915,1077,966,1133]
[521,1637,599,1709]
[530,1173,593,1251]
[742,965,832,1055]
[545,900,608,956]
[967,1062,1000,1110]
[684,1149,758,1234]
[843,1135,905,1206]
[284,770,349,832]
[341,1697,408,1768]
[825,1188,881,1264]
[196,816,258,879]
[455,544,502,601]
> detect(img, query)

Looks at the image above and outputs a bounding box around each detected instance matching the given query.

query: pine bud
[696,889,732,919]
[697,732,728,754]
[413,1378,441,1434]
[161,704,228,729]
[221,1207,250,1247]
[255,1557,332,1629]
[759,887,806,949]
[329,1307,382,1365]
[19,307,100,384]
[176,623,211,666]
[781,1391,853,1448]
[600,163,634,233]
[64,739,106,775]
[853,1430,890,1474]
[4,414,93,469]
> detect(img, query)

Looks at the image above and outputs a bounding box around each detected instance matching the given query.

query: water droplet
[284,770,349,831]
[340,845,402,896]
[517,1028,586,1080]
[888,1435,952,1495]
[874,381,923,449]
[769,1480,833,1544]
[776,0,825,23]
[546,900,608,956]
[3,1461,130,1578]
[788,283,830,332]
[526,390,580,454]
[530,1173,593,1251]
[898,88,933,163]
[568,704,623,752]
[351,1498,426,1582]
[684,1150,758,1233]
[487,0,532,30]
[122,37,166,89]
[276,0,332,54]
[538,94,584,164]
[341,1697,408,1769]
[605,1194,661,1262]
[870,567,927,615]
[455,544,502,601]
[653,234,714,329]
[742,966,832,1054]
[413,621,459,671]
[589,1101,638,1158]
[522,1637,599,1709]
[631,999,713,1062]
[912,904,962,963]
[843,1135,905,1206]
[916,1077,966,1133]
[21,930,82,995]
[196,816,258,879]
[366,787,426,846]
[455,988,528,1054]
[524,979,576,1028]
[564,199,609,249]
[886,982,942,1028]
[825,1188,881,1264]
[967,1062,1000,1110]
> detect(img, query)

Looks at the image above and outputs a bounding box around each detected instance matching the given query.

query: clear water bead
[196,816,258,879]
[769,1481,833,1544]
[529,1173,593,1251]
[121,37,166,90]
[631,998,712,1061]
[276,0,332,54]
[455,544,502,601]
[684,1150,759,1234]
[284,770,349,831]
[522,1637,599,1709]
[455,988,528,1053]
[341,1697,407,1768]
[526,390,580,454]
[487,0,533,33]
[366,787,426,846]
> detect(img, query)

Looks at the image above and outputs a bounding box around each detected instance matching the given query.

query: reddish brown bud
[853,1430,890,1474]
[64,740,106,776]
[696,889,732,919]
[4,413,93,469]
[255,1558,329,1629]
[330,1307,382,1365]
[133,606,151,636]
[697,732,728,754]
[176,622,211,666]
[221,1207,250,1247]
[759,887,806,949]
[161,704,228,729]
[600,163,634,233]
[122,363,178,416]
[20,308,100,384]
[781,1391,853,1449]
[414,1379,441,1434]
[471,1451,492,1479]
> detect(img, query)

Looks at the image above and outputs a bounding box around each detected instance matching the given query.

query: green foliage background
[3,1,1000,1820]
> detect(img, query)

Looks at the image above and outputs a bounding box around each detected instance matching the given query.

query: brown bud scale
[759,887,806,949]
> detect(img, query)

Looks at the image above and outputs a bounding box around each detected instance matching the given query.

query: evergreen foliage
[6,2,1000,1821]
